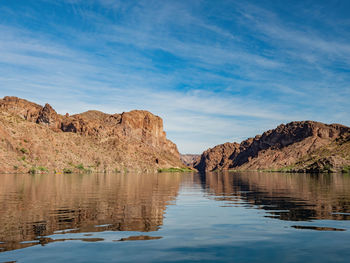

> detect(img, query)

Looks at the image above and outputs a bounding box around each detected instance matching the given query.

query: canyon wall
[195,121,350,172]
[0,96,184,173]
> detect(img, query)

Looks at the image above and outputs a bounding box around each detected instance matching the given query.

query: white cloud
[0,0,349,153]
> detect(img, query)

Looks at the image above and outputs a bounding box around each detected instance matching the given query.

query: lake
[1,172,350,262]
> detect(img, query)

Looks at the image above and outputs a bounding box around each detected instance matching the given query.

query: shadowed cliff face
[0,173,182,252]
[180,154,200,167]
[195,121,350,172]
[201,172,350,221]
[0,96,183,173]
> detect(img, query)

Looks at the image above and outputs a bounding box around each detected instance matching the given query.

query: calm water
[1,172,350,262]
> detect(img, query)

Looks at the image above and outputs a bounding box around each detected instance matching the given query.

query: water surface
[1,172,350,262]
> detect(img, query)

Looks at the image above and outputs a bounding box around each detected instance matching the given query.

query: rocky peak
[120,110,166,145]
[195,121,350,172]
[0,96,42,121]
[36,103,60,129]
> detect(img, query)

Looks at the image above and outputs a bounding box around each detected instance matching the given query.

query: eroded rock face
[0,96,42,121]
[180,154,201,167]
[0,96,183,173]
[37,103,60,129]
[195,121,350,172]
[195,143,240,172]
[118,110,179,156]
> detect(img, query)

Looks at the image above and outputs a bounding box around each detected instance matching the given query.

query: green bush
[76,163,85,170]
[28,166,48,174]
[158,167,193,173]
[74,163,92,173]
[20,148,28,154]
[37,166,48,172]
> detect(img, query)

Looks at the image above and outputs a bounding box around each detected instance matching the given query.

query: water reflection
[291,225,345,231]
[1,172,350,255]
[0,173,182,252]
[116,235,162,241]
[201,172,350,221]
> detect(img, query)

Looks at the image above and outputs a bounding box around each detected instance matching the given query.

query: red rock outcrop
[0,96,42,121]
[194,121,350,172]
[0,96,184,173]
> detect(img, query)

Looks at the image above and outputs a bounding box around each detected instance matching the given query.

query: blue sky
[1,0,350,153]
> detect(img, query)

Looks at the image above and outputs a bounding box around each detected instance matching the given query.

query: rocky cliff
[0,96,184,173]
[194,121,350,173]
[180,154,200,167]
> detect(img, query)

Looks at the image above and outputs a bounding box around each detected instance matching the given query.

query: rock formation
[194,121,350,173]
[0,96,185,173]
[180,154,200,167]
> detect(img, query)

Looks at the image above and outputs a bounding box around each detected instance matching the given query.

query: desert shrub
[158,167,193,173]
[20,148,28,154]
[37,166,48,172]
[76,163,85,170]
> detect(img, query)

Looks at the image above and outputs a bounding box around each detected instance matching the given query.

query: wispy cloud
[0,0,349,153]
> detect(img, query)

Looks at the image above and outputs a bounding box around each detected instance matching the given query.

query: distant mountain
[194,121,350,173]
[0,96,184,173]
[180,154,200,167]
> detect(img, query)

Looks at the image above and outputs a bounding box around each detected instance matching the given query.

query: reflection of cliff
[202,172,350,221]
[0,173,182,252]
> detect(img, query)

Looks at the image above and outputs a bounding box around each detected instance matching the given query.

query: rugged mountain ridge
[194,121,350,173]
[0,96,184,173]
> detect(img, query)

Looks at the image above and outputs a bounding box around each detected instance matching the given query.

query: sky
[0,0,350,154]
